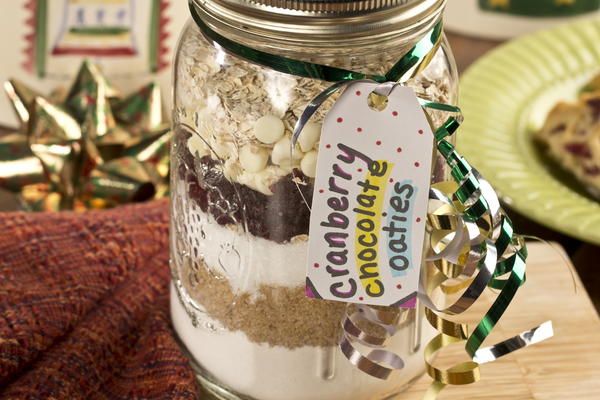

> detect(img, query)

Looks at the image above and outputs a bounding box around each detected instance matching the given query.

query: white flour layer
[175,182,308,294]
[171,285,429,400]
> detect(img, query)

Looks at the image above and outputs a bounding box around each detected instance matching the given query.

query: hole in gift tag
[367,92,389,112]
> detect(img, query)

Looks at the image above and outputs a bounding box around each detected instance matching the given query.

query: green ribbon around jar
[189,2,443,84]
[188,2,553,397]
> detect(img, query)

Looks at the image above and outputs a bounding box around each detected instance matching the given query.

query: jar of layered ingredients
[170,0,458,399]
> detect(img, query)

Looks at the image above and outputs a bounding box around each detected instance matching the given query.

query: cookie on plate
[536,91,600,199]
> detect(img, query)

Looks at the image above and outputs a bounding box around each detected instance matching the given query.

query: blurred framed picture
[445,0,600,39]
[0,0,188,126]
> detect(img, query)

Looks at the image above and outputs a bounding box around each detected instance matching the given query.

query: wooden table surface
[402,242,600,399]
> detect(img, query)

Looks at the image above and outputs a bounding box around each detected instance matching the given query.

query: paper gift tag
[305,82,434,308]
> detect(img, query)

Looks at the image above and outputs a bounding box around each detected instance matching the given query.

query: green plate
[458,18,600,245]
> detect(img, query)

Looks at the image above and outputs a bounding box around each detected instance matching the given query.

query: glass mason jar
[170,1,458,399]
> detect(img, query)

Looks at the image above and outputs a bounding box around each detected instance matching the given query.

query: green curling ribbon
[434,118,527,355]
[425,117,552,397]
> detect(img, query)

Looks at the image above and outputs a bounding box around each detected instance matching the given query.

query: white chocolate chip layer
[187,134,210,158]
[254,115,285,144]
[301,150,318,178]
[239,145,269,173]
[272,136,303,167]
[298,122,321,152]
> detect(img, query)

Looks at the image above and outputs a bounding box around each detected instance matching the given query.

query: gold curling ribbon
[337,117,553,398]
[418,118,553,398]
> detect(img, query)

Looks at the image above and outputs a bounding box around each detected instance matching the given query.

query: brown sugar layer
[175,129,314,244]
[181,256,346,349]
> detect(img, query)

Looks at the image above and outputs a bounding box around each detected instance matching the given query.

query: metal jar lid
[191,0,446,45]
[232,0,422,13]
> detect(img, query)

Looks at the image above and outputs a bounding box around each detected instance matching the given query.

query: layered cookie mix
[170,124,432,399]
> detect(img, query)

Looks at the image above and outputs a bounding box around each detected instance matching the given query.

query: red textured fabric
[0,200,200,399]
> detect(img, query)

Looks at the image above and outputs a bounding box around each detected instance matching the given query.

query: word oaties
[320,143,415,300]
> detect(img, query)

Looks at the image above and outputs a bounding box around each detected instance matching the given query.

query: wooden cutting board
[402,242,600,399]
[199,242,600,399]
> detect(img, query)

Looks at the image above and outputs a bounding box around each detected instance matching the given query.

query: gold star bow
[1,61,171,211]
